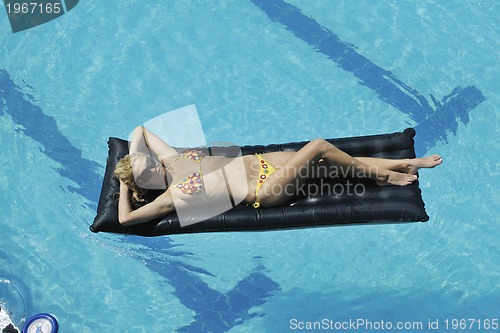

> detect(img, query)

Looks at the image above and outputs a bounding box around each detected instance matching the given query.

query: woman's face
[131,154,167,190]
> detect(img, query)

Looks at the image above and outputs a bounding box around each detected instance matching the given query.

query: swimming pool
[0,0,498,332]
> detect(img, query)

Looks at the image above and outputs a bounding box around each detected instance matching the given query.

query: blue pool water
[0,0,498,332]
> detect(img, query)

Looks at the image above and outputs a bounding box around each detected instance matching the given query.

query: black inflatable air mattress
[91,128,429,236]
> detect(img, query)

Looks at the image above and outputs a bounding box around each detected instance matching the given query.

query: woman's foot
[377,170,417,186]
[408,154,443,175]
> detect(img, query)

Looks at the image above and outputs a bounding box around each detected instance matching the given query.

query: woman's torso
[162,150,295,206]
[162,151,258,205]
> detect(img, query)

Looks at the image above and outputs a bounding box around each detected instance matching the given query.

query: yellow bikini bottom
[252,153,277,208]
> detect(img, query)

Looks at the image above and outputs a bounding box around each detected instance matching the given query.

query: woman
[114,126,442,226]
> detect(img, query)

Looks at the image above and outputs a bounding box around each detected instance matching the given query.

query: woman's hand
[119,179,128,189]
[119,180,130,197]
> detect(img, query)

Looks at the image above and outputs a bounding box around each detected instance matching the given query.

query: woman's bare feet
[408,154,443,175]
[377,170,417,186]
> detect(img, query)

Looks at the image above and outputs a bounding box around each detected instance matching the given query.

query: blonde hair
[114,153,147,202]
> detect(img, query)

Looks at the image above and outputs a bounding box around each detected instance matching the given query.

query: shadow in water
[250,0,485,156]
[124,235,280,332]
[0,70,102,208]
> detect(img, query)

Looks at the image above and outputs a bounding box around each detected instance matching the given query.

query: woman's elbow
[118,213,135,226]
[118,216,130,226]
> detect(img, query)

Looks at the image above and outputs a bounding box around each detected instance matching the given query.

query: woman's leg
[356,155,442,175]
[256,139,417,207]
[309,139,418,184]
[259,152,424,177]
[259,153,444,178]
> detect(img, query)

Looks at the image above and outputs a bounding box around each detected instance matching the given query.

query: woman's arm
[129,126,177,162]
[118,180,175,226]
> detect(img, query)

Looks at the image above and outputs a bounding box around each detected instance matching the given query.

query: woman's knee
[309,138,335,154]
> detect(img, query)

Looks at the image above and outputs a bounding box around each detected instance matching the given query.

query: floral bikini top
[168,149,205,195]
